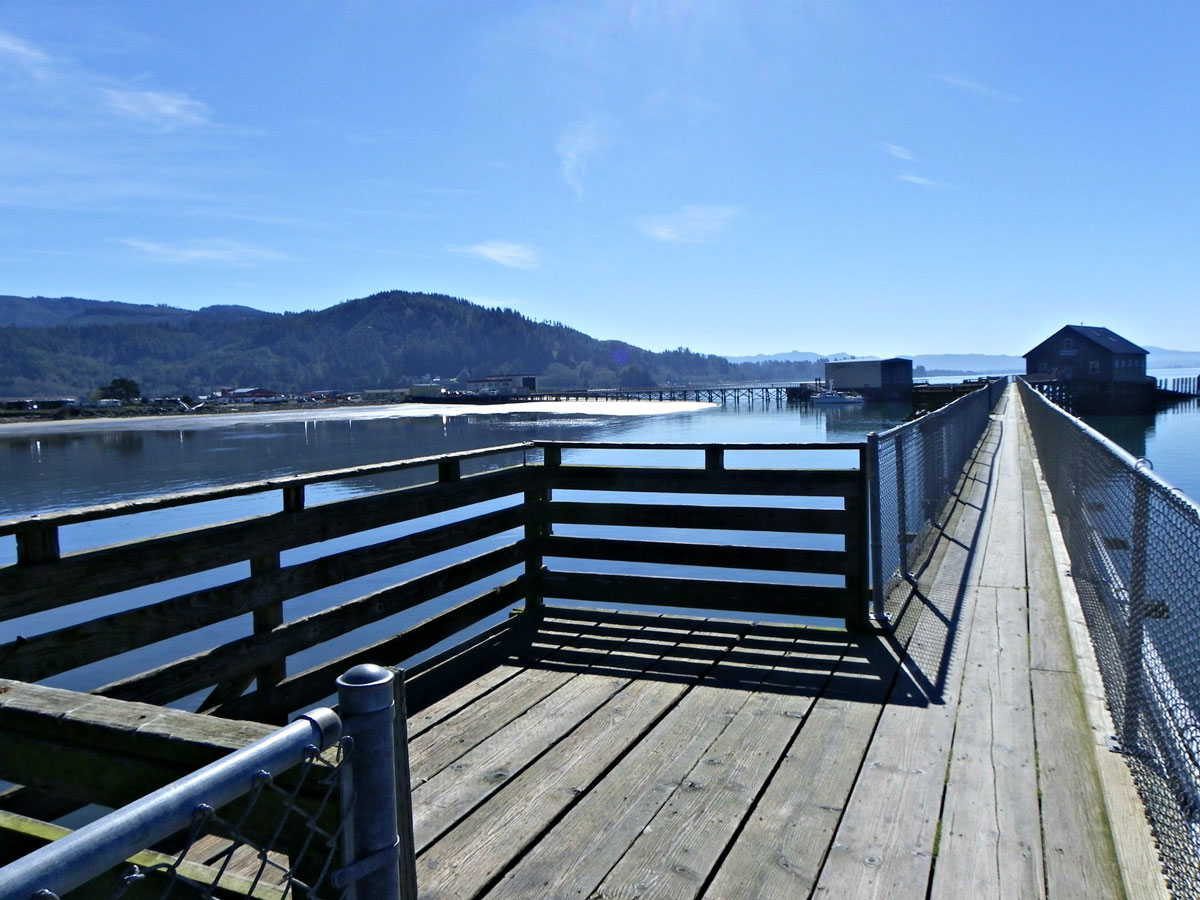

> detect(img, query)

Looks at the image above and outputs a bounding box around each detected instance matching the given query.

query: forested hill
[0,291,823,398]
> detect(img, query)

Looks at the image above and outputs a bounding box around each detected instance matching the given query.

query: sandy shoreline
[0,398,717,436]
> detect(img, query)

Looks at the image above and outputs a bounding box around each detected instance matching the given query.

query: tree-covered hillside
[0,291,823,397]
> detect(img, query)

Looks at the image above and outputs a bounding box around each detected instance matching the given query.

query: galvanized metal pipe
[0,708,342,900]
[335,664,406,900]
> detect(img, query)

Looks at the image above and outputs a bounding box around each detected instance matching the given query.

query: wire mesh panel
[106,740,349,900]
[1020,379,1200,898]
[870,382,1000,622]
[2,666,413,900]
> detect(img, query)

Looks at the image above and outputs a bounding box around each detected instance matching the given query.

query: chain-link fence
[1019,378,1200,897]
[869,378,1006,623]
[1,665,414,900]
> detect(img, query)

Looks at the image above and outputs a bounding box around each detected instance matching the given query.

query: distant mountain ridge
[4,293,1196,399]
[0,292,809,398]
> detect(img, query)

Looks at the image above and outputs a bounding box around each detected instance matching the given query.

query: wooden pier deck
[401,388,1164,900]
[0,386,1171,899]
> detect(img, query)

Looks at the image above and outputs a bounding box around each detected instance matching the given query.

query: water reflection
[0,399,919,519]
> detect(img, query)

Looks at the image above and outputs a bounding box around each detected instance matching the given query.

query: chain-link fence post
[1122,470,1151,753]
[336,664,412,900]
[895,429,911,580]
[867,431,886,625]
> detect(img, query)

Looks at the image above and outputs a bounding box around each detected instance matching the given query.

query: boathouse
[1024,325,1154,413]
[1024,324,1148,383]
[824,357,913,400]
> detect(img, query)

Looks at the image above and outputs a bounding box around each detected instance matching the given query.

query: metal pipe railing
[1,709,342,899]
[1,667,418,900]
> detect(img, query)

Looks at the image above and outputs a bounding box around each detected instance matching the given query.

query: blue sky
[2,2,1198,358]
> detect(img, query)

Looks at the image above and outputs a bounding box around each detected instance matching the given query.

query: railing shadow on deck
[489,605,934,709]
[872,399,1006,708]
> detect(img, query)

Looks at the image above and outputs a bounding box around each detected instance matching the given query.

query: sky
[2,2,1198,359]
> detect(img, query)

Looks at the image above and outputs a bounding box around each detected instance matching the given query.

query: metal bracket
[331,835,400,888]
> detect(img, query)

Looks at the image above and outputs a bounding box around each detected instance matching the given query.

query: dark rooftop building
[1024,325,1147,383]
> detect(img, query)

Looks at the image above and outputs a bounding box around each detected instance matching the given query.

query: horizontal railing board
[0,466,532,622]
[215,580,525,722]
[0,444,534,536]
[0,505,527,683]
[545,465,862,498]
[533,441,865,452]
[541,571,853,620]
[540,535,853,577]
[94,543,526,706]
[547,500,853,534]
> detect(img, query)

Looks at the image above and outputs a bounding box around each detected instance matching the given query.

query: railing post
[336,664,412,900]
[16,523,59,566]
[844,445,872,632]
[1122,470,1151,752]
[524,446,558,612]
[867,432,886,626]
[895,430,912,581]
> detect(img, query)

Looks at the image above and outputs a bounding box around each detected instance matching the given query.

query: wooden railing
[0,440,869,723]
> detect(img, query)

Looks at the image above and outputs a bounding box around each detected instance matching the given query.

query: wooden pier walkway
[399,387,1163,899]
[0,387,1170,898]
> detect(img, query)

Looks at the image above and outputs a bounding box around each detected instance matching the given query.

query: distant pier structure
[824,357,913,401]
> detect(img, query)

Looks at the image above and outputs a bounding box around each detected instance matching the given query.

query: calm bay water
[1082,368,1200,503]
[4,382,1199,698]
[0,396,912,521]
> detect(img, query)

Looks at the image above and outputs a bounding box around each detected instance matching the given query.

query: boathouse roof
[1024,324,1147,358]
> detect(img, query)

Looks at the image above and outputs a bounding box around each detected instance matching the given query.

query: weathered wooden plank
[0,680,273,802]
[0,466,530,621]
[546,465,861,498]
[406,614,640,786]
[533,440,863,452]
[547,500,854,535]
[929,586,1044,900]
[475,627,829,900]
[0,507,526,684]
[1032,669,1125,898]
[414,668,637,851]
[586,634,844,900]
[541,570,852,620]
[404,617,531,727]
[701,632,904,899]
[97,544,524,706]
[421,623,753,900]
[540,535,853,576]
[213,580,525,721]
[0,443,533,537]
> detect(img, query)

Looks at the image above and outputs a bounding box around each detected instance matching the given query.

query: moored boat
[811,388,864,404]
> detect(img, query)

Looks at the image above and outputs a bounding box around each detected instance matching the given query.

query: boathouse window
[1062,337,1074,350]
[1089,360,1100,375]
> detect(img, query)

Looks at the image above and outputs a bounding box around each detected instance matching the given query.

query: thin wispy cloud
[883,143,914,161]
[103,89,211,129]
[936,74,1018,103]
[0,29,51,73]
[453,240,540,269]
[120,238,293,265]
[896,174,939,187]
[0,28,213,128]
[556,120,607,198]
[637,205,741,244]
